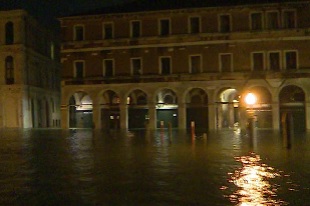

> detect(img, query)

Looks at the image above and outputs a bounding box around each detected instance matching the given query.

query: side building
[59,1,310,131]
[0,10,61,128]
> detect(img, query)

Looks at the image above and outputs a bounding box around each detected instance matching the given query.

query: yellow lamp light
[245,93,257,105]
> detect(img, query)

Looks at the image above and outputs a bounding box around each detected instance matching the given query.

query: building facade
[0,10,61,128]
[59,1,310,131]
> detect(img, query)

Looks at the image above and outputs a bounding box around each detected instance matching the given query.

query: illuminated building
[0,10,61,128]
[59,1,310,131]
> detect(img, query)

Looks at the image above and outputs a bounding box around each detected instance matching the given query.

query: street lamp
[244,92,257,106]
[244,92,257,138]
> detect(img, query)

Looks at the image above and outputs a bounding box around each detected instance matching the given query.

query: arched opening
[216,88,240,129]
[69,91,93,128]
[244,86,272,128]
[5,56,14,85]
[100,90,120,130]
[279,85,305,132]
[185,88,208,132]
[156,89,178,128]
[5,22,14,45]
[127,89,148,129]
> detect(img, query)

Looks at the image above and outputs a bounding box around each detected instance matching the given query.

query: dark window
[189,17,200,33]
[251,13,263,30]
[252,53,264,71]
[104,23,113,39]
[190,56,201,73]
[283,11,296,29]
[75,62,84,78]
[131,21,141,38]
[220,15,230,32]
[160,19,170,36]
[269,52,280,71]
[131,58,141,75]
[5,56,14,84]
[74,26,84,41]
[161,57,171,74]
[5,22,14,45]
[104,60,114,77]
[267,12,279,29]
[220,54,232,72]
[285,51,297,70]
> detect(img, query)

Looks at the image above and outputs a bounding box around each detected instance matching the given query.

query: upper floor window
[219,53,233,72]
[5,22,14,45]
[160,57,171,74]
[283,10,296,29]
[250,13,263,30]
[159,19,170,36]
[103,23,113,39]
[189,55,202,73]
[251,52,265,71]
[189,17,200,34]
[5,56,14,84]
[103,59,114,77]
[266,11,279,29]
[284,51,297,70]
[219,14,231,33]
[74,25,84,41]
[131,58,142,75]
[268,52,281,71]
[74,61,84,78]
[130,21,141,38]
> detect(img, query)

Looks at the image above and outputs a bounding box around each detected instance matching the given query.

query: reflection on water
[227,153,286,206]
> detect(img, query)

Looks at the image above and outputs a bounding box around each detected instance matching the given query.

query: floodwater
[0,128,309,205]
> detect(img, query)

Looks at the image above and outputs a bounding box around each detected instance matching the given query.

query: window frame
[103,59,115,77]
[251,52,266,71]
[159,18,171,36]
[103,22,114,39]
[130,57,142,75]
[250,12,264,31]
[266,11,280,30]
[267,51,282,71]
[130,20,141,38]
[219,53,233,72]
[282,9,297,29]
[188,16,201,34]
[218,14,232,33]
[73,25,85,41]
[73,60,85,78]
[189,54,202,74]
[284,50,298,70]
[159,56,172,74]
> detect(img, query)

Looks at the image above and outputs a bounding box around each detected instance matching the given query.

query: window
[74,25,84,41]
[266,11,279,29]
[5,56,14,84]
[131,21,141,38]
[285,51,297,70]
[74,61,84,78]
[283,10,296,29]
[268,52,281,71]
[189,17,200,34]
[103,23,113,39]
[160,57,171,74]
[250,13,263,30]
[219,15,231,32]
[159,19,170,36]
[219,54,233,72]
[131,58,142,75]
[103,59,114,77]
[189,55,202,73]
[252,52,265,71]
[5,22,14,45]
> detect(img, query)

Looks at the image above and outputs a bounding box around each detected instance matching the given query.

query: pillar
[148,102,157,130]
[92,104,101,129]
[61,105,69,129]
[178,103,186,130]
[120,103,128,130]
[306,102,310,130]
[208,103,217,130]
[272,103,280,130]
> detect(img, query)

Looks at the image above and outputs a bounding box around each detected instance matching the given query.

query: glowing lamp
[245,93,257,105]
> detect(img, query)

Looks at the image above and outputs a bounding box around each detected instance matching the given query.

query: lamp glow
[245,93,257,105]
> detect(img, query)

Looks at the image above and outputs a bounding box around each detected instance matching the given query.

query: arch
[127,89,148,105]
[279,85,305,132]
[5,56,14,84]
[5,21,14,45]
[99,90,120,130]
[69,91,93,128]
[127,89,148,129]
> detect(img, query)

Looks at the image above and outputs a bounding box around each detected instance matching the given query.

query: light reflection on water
[226,153,287,206]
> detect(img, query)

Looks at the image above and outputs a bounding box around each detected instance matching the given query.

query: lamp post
[244,93,257,137]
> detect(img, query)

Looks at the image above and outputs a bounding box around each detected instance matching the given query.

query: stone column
[148,102,157,130]
[272,102,280,130]
[208,103,217,131]
[120,103,128,130]
[178,102,186,130]
[306,102,310,130]
[92,104,101,129]
[61,105,69,129]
